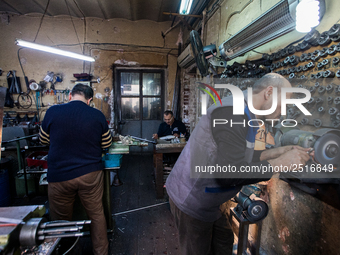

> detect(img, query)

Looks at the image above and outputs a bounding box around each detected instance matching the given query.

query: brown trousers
[48,170,108,255]
[169,198,234,255]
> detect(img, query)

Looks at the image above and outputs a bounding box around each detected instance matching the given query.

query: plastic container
[26,151,48,169]
[103,154,123,168]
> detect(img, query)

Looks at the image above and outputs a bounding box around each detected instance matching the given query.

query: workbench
[153,142,186,198]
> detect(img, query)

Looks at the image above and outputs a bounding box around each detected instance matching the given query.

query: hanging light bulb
[296,0,320,33]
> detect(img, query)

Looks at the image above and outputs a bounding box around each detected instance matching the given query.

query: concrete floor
[109,153,179,255]
[11,153,179,255]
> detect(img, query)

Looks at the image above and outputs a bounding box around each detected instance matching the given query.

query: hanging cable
[252,49,265,54]
[65,0,83,53]
[72,0,86,53]
[284,36,305,48]
[33,0,51,42]
[225,0,253,30]
[72,0,87,72]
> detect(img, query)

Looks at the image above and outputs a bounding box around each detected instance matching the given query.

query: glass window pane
[121,73,140,96]
[143,98,161,120]
[122,98,139,120]
[142,73,161,96]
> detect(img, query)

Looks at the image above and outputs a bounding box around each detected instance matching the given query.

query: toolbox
[26,151,48,169]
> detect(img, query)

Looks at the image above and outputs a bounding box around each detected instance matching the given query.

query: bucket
[0,159,10,207]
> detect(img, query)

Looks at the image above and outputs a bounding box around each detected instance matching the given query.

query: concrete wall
[200,0,340,254]
[0,14,179,121]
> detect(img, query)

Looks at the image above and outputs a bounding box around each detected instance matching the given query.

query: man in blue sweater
[39,84,112,255]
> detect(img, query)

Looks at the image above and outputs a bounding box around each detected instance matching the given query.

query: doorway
[115,69,164,153]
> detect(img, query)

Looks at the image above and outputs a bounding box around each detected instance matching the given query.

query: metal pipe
[2,134,38,144]
[16,139,28,197]
[0,217,22,224]
[37,226,83,235]
[40,220,91,229]
[38,232,85,240]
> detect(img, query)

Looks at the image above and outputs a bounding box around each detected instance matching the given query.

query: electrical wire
[252,49,265,54]
[284,36,305,48]
[206,0,221,14]
[54,42,178,50]
[17,48,27,83]
[0,224,18,227]
[65,0,82,53]
[62,236,80,255]
[33,0,51,42]
[225,0,253,30]
[72,0,86,54]
[72,0,87,72]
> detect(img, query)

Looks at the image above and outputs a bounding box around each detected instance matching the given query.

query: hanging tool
[7,70,21,94]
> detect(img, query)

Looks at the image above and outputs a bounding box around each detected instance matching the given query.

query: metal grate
[219,0,297,60]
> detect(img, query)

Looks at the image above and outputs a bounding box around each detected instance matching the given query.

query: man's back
[41,100,110,182]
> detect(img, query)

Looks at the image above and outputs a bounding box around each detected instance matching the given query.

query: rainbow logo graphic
[197,82,222,106]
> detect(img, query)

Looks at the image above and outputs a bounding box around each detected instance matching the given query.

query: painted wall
[0,14,180,121]
[200,0,340,254]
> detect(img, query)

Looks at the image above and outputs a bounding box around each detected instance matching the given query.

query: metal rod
[113,202,169,216]
[40,220,91,229]
[0,217,22,224]
[130,135,156,144]
[162,12,203,18]
[2,134,38,144]
[38,232,85,240]
[16,139,28,197]
[37,226,83,235]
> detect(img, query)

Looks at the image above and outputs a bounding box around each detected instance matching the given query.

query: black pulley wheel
[17,93,33,109]
[245,200,269,223]
[190,30,209,77]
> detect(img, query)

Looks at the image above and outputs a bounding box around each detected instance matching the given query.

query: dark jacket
[166,91,270,222]
[39,101,112,182]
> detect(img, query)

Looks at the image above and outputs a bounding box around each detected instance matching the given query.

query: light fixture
[296,0,320,33]
[179,0,194,15]
[15,39,95,62]
[218,0,325,61]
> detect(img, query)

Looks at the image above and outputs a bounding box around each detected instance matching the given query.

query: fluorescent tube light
[296,0,320,33]
[16,39,95,62]
[179,0,193,15]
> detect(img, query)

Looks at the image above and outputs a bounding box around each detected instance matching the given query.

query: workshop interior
[0,0,340,254]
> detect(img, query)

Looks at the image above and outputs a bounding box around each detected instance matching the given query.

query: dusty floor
[109,153,179,255]
[11,153,179,255]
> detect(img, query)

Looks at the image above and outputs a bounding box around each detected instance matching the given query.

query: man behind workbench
[152,110,187,139]
[39,83,112,255]
[166,73,313,255]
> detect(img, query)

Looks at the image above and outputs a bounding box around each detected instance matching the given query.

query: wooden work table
[153,142,186,198]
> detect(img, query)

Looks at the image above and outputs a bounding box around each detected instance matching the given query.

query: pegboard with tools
[268,25,340,129]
